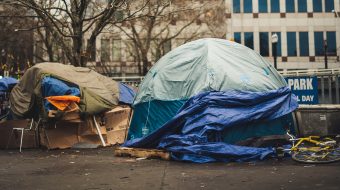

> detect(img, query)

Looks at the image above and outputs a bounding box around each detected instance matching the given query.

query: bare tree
[14,0,146,67]
[113,0,226,75]
[0,3,35,76]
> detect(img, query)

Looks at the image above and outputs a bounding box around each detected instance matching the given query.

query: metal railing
[112,76,144,87]
[112,68,340,104]
[279,68,340,77]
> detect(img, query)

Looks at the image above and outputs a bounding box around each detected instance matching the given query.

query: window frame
[100,38,111,62]
[244,0,253,13]
[313,0,322,12]
[259,0,268,13]
[234,32,241,43]
[233,0,241,13]
[325,0,334,12]
[271,0,280,13]
[287,32,297,56]
[286,0,295,13]
[326,31,337,56]
[314,31,324,56]
[298,0,307,13]
[244,32,254,49]
[260,32,269,57]
[299,32,310,56]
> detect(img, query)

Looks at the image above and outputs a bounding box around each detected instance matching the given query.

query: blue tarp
[41,77,135,111]
[41,77,80,111]
[0,77,18,92]
[124,87,298,163]
[118,83,136,105]
[42,77,80,97]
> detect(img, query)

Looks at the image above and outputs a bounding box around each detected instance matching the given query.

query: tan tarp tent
[10,62,120,118]
[2,63,133,150]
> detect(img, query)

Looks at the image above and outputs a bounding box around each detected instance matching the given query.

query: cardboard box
[40,119,108,149]
[79,116,107,136]
[40,123,80,149]
[105,107,131,131]
[0,120,38,149]
[106,128,128,145]
[48,109,81,122]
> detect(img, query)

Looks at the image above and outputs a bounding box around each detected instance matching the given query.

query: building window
[314,32,324,56]
[287,32,297,56]
[260,32,269,56]
[112,39,121,61]
[286,0,295,13]
[298,0,307,12]
[101,39,110,62]
[259,0,268,13]
[244,0,253,13]
[244,32,254,49]
[234,32,241,43]
[299,32,309,56]
[313,0,322,12]
[271,0,280,13]
[327,31,337,55]
[272,32,282,56]
[124,40,136,62]
[325,0,334,12]
[233,0,240,13]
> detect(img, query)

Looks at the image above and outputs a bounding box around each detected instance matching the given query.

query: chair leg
[19,129,24,153]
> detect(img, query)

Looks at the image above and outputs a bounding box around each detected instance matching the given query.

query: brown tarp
[10,62,119,118]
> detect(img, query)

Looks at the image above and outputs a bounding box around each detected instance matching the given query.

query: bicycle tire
[291,144,340,164]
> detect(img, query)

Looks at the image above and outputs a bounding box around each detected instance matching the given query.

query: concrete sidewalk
[0,148,339,190]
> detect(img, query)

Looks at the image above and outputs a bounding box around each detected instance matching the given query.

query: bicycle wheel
[292,144,340,164]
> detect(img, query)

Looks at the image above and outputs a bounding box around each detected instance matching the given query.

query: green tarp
[134,38,286,105]
[10,62,119,118]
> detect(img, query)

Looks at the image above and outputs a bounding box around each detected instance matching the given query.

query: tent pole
[93,116,106,147]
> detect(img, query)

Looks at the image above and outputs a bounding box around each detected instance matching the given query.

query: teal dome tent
[126,38,298,163]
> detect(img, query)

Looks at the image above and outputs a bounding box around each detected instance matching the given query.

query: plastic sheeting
[0,77,17,92]
[42,77,80,111]
[42,77,80,97]
[46,96,80,111]
[118,83,136,105]
[134,38,286,105]
[10,63,120,118]
[124,87,298,163]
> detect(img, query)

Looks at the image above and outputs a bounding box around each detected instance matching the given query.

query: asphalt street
[0,147,339,190]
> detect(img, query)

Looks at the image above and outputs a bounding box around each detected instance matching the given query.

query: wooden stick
[93,116,106,147]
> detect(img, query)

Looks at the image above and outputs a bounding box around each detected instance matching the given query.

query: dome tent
[125,38,298,163]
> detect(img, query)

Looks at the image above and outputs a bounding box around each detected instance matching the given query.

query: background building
[225,0,340,70]
[5,0,338,76]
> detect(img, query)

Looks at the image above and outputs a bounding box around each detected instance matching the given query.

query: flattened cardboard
[106,129,128,145]
[1,105,132,149]
[41,124,79,149]
[105,107,131,131]
[79,117,107,136]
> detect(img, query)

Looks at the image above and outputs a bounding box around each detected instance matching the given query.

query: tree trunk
[85,35,97,67]
[142,56,148,75]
